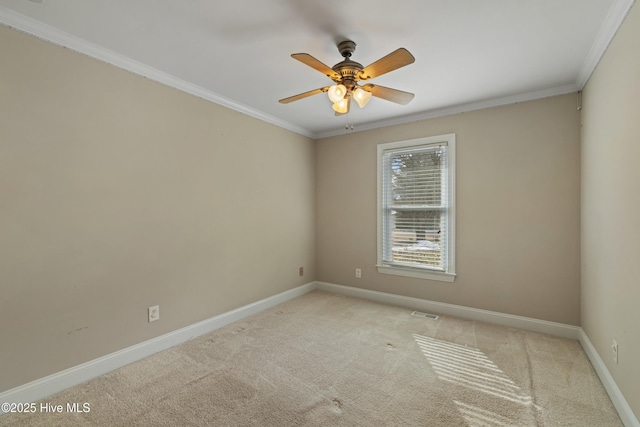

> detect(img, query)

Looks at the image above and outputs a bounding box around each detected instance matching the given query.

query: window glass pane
[390,209,444,269]
[390,148,444,207]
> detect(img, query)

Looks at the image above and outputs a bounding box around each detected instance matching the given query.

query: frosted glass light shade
[332,97,349,114]
[328,84,347,103]
[353,87,372,108]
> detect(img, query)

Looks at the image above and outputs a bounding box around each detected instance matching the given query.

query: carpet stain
[331,398,343,414]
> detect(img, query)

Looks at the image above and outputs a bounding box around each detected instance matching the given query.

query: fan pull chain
[344,111,354,131]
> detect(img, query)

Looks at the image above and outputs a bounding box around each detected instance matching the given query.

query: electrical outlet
[612,340,618,364]
[148,305,160,322]
[355,268,361,279]
[299,266,304,276]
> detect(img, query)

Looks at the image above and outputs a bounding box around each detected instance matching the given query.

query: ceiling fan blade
[279,87,329,104]
[362,84,415,105]
[291,53,340,79]
[359,48,415,80]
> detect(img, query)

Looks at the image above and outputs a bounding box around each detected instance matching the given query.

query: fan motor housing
[332,60,363,77]
[332,41,363,88]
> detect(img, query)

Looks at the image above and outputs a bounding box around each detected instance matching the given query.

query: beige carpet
[0,290,622,426]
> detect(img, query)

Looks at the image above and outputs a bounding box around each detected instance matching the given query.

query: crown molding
[576,0,636,88]
[313,83,579,139]
[2,1,634,141]
[0,6,314,139]
[311,0,638,140]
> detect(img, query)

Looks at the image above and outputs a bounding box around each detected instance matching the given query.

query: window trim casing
[376,134,456,282]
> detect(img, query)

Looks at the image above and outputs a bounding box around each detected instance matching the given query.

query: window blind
[381,143,449,271]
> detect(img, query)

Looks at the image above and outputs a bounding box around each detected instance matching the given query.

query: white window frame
[376,134,456,282]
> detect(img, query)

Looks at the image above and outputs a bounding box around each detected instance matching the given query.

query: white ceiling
[0,0,634,138]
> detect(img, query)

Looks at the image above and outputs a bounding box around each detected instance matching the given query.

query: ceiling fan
[279,40,415,115]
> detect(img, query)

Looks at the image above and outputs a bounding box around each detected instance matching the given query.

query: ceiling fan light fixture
[328,84,347,103]
[280,41,416,118]
[353,87,372,108]
[332,97,349,114]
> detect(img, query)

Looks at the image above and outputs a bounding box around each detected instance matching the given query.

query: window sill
[376,264,456,282]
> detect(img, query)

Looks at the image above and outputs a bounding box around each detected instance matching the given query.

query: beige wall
[316,94,581,325]
[581,2,640,420]
[0,26,316,392]
[5,7,636,416]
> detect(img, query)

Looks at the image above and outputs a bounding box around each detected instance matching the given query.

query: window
[377,134,456,282]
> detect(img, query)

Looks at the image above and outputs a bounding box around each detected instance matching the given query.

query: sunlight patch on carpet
[454,400,515,427]
[413,334,536,407]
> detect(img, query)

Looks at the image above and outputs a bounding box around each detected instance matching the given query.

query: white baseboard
[0,282,317,411]
[579,330,640,427]
[316,281,639,426]
[3,280,636,426]
[316,281,581,339]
